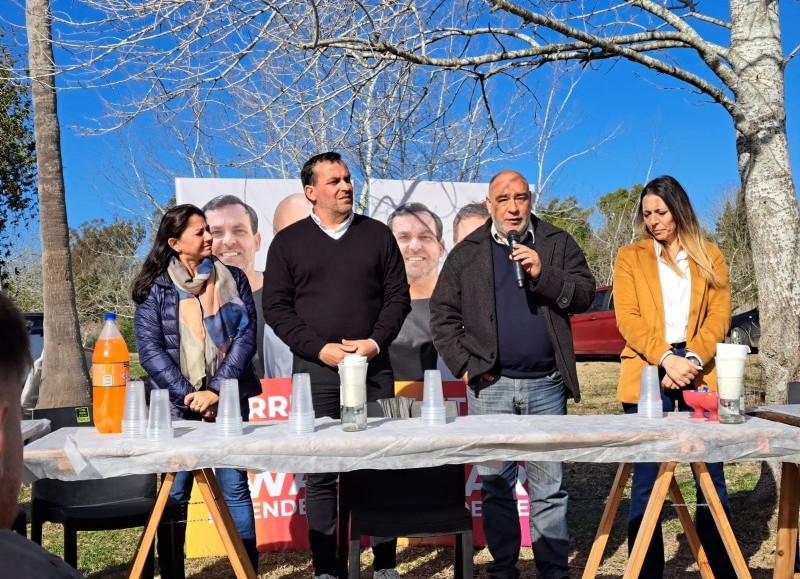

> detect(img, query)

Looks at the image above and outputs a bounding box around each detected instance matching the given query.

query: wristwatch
[686,355,702,368]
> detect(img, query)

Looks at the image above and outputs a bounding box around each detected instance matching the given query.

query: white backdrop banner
[175,177,489,266]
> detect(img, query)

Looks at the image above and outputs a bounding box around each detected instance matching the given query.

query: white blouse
[655,240,691,345]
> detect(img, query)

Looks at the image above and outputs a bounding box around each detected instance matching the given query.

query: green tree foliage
[2,247,43,311]
[536,195,593,247]
[714,188,756,311]
[70,218,144,348]
[0,31,37,277]
[586,184,643,286]
[117,316,138,354]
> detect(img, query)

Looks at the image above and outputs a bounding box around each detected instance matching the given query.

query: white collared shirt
[490,219,535,247]
[655,240,691,345]
[310,209,354,239]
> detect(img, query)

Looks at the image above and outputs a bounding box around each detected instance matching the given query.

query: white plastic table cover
[21,418,51,443]
[23,413,800,483]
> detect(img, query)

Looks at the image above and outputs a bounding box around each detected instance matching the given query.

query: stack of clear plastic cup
[637,365,663,418]
[216,378,243,437]
[287,373,315,435]
[147,389,174,440]
[121,380,147,439]
[420,369,447,425]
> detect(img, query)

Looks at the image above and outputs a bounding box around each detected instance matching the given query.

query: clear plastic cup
[290,373,314,413]
[637,399,663,419]
[287,413,315,435]
[288,373,315,435]
[422,370,445,406]
[121,380,147,439]
[639,366,660,400]
[217,378,243,437]
[147,389,173,440]
[638,366,663,418]
[421,370,447,425]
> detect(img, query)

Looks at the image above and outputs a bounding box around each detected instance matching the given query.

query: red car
[571,286,626,356]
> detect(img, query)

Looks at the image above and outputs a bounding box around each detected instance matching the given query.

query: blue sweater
[491,239,557,378]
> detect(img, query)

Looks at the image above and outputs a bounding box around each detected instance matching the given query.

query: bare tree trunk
[26,0,90,407]
[729,1,800,404]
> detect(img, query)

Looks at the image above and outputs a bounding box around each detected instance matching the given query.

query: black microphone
[507,230,525,288]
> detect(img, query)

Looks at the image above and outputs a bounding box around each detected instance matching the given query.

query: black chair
[338,401,473,578]
[30,406,181,578]
[12,508,27,537]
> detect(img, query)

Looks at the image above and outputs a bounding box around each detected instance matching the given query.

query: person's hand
[662,375,680,390]
[510,243,542,279]
[319,342,358,367]
[341,338,379,361]
[463,371,495,386]
[184,390,220,416]
[661,354,700,389]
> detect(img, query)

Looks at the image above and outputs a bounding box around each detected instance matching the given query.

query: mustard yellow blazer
[613,239,731,403]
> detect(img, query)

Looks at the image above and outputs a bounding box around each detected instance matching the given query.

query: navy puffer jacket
[134,264,261,418]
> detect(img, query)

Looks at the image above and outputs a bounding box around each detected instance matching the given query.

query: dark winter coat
[134,265,261,418]
[430,216,596,401]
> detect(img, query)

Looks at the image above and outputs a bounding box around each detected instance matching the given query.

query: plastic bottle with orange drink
[91,312,130,433]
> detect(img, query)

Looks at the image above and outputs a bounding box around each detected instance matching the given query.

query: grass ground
[22,357,780,578]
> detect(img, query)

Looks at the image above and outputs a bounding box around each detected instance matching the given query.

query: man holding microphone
[430,169,595,579]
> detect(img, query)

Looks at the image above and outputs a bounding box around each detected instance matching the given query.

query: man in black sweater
[430,170,595,579]
[263,152,410,579]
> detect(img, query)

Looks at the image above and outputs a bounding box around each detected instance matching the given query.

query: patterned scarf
[167,256,250,389]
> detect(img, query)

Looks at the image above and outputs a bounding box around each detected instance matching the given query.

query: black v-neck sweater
[262,214,410,362]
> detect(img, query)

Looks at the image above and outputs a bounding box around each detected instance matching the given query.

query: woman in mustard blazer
[613,175,732,578]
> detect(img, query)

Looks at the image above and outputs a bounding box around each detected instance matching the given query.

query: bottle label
[91,362,130,387]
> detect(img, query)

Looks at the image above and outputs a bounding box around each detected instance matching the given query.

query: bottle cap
[104,312,116,320]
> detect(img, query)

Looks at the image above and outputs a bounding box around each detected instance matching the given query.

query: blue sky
[13,3,800,232]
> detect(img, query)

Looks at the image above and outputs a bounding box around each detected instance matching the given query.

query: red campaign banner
[247,378,532,552]
[248,378,310,551]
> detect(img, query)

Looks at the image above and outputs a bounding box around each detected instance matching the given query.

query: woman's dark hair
[131,204,206,304]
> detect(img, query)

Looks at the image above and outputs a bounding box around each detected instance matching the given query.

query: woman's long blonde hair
[635,175,722,288]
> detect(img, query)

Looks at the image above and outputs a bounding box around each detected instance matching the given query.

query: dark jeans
[622,384,734,579]
[295,354,397,577]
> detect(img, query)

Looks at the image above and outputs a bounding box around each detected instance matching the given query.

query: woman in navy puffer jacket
[132,204,260,577]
